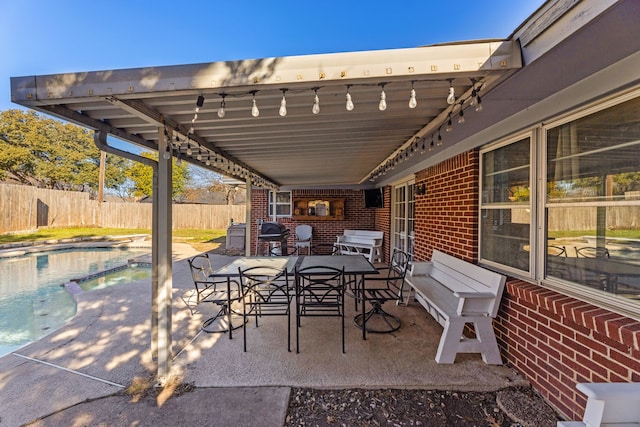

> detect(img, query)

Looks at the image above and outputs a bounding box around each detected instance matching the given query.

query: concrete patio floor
[0,245,532,426]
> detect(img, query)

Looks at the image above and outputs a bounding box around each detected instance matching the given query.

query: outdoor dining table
[208,254,378,340]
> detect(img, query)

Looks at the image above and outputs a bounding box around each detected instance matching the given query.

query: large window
[480,137,532,273]
[268,191,291,218]
[544,95,640,302]
[480,91,640,312]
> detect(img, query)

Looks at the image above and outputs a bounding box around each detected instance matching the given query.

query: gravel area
[284,387,560,427]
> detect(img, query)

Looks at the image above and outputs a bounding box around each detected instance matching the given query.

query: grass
[0,227,228,253]
[548,229,640,239]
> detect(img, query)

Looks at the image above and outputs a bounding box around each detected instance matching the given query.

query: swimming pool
[0,247,150,357]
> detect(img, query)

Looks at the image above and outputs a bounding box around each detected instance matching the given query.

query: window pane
[482,138,531,204]
[480,137,531,271]
[481,208,531,271]
[546,206,640,298]
[546,96,640,301]
[547,97,640,203]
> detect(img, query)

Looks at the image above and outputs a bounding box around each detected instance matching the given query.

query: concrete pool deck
[0,242,549,426]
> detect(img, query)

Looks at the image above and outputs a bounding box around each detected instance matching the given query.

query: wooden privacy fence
[0,184,246,233]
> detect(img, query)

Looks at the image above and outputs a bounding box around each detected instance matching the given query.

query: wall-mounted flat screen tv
[364,188,383,208]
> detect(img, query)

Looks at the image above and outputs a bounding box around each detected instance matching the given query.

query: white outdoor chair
[294,224,313,255]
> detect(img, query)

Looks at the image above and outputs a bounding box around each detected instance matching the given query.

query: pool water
[0,247,150,357]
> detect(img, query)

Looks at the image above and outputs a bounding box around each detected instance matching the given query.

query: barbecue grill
[256,222,290,256]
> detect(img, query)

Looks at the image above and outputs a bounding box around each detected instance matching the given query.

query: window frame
[268,191,292,219]
[478,87,640,319]
[539,88,640,318]
[479,132,536,279]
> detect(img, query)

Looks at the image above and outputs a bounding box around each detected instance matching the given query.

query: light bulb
[217,100,226,118]
[279,94,287,117]
[186,144,193,155]
[197,152,202,161]
[379,89,387,111]
[345,91,354,111]
[475,96,483,112]
[312,93,320,115]
[446,115,453,132]
[162,149,171,160]
[251,96,259,117]
[409,88,417,109]
[205,157,211,166]
[458,109,465,124]
[447,86,455,105]
[429,137,434,151]
[470,88,477,106]
[437,132,443,146]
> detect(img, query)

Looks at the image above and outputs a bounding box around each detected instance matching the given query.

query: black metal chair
[354,248,411,333]
[294,266,346,353]
[575,246,610,258]
[238,265,292,352]
[187,254,242,333]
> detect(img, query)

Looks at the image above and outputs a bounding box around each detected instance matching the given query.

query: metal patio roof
[10,40,521,189]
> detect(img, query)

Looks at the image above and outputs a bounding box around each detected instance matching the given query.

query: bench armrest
[577,382,640,400]
[453,292,497,316]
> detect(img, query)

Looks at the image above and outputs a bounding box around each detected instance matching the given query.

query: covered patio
[9,0,640,422]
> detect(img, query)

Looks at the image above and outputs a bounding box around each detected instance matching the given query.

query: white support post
[155,127,173,382]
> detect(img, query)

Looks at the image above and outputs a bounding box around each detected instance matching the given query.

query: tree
[126,151,190,201]
[0,109,131,194]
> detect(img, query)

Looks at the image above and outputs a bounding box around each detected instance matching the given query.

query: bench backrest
[343,230,383,240]
[430,250,506,318]
[340,230,383,245]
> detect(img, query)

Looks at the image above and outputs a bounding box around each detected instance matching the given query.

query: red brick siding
[250,189,388,255]
[496,280,640,420]
[413,151,479,263]
[375,186,392,263]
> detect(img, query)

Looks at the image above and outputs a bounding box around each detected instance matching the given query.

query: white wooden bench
[404,249,506,364]
[334,230,383,263]
[557,382,640,427]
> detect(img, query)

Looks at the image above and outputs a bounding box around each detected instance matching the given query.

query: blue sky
[0,0,543,112]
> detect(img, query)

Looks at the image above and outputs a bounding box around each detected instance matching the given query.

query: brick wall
[410,148,640,421]
[250,189,380,255]
[375,186,392,263]
[413,151,479,262]
[495,280,640,420]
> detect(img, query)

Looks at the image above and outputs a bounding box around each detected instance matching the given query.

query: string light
[345,86,354,111]
[437,130,443,146]
[163,143,171,160]
[279,89,287,117]
[470,81,478,106]
[458,102,465,124]
[218,93,226,118]
[429,135,434,152]
[186,140,193,155]
[409,82,417,109]
[446,113,453,132]
[251,91,260,117]
[475,94,483,112]
[378,84,387,111]
[446,80,455,105]
[312,88,320,115]
[421,138,426,154]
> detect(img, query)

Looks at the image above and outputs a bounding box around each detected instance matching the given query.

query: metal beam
[156,127,173,382]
